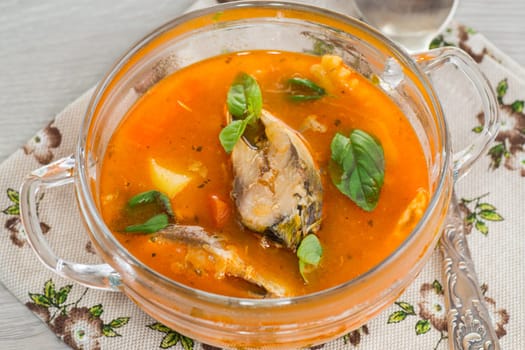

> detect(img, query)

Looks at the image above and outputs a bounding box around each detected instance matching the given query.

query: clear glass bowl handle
[415,47,501,349]
[19,155,120,291]
[414,46,499,180]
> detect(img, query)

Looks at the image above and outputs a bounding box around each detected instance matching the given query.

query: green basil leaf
[290,94,324,102]
[330,132,351,165]
[156,192,174,218]
[128,190,174,218]
[128,190,157,207]
[288,77,325,95]
[288,77,326,101]
[243,74,263,119]
[297,234,323,266]
[219,119,248,153]
[221,73,262,153]
[298,260,307,282]
[297,234,323,282]
[330,130,385,211]
[227,83,246,118]
[227,73,262,120]
[125,213,169,234]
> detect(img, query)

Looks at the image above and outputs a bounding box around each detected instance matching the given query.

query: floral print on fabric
[2,188,50,247]
[23,122,62,165]
[387,280,509,349]
[418,282,447,333]
[430,26,487,63]
[85,240,97,255]
[147,322,194,349]
[342,325,370,347]
[485,79,525,175]
[430,25,525,177]
[201,345,222,350]
[146,322,368,350]
[53,307,104,350]
[481,285,510,338]
[25,280,129,350]
[458,193,504,235]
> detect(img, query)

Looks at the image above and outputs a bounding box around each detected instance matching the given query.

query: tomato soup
[99,50,429,298]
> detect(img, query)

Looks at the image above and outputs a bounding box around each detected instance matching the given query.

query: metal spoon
[351,1,501,348]
[440,192,501,349]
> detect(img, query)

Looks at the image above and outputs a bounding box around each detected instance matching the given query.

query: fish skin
[231,110,323,251]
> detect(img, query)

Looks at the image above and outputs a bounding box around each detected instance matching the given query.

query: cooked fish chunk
[231,110,323,251]
[155,224,293,297]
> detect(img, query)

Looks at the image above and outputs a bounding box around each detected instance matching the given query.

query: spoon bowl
[355,0,458,52]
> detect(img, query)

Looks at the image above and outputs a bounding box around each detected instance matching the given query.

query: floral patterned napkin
[0,2,523,349]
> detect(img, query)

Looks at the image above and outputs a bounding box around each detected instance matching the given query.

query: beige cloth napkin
[0,12,523,350]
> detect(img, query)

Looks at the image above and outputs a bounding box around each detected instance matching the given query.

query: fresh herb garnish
[219,120,249,154]
[330,129,385,211]
[127,190,174,218]
[124,190,174,234]
[219,73,263,153]
[297,234,323,282]
[288,77,326,101]
[124,213,169,234]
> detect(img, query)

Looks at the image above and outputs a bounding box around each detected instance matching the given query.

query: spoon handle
[440,193,500,350]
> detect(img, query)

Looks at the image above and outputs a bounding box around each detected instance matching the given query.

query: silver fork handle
[440,193,501,350]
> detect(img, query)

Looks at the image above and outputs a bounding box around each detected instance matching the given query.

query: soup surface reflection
[99,50,429,298]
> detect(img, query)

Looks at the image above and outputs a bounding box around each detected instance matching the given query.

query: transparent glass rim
[77,1,450,307]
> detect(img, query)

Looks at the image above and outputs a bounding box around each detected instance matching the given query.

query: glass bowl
[20,1,498,348]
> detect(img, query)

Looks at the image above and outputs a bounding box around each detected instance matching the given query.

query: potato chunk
[150,158,191,198]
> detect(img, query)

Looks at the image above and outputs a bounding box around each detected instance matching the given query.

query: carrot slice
[209,195,231,228]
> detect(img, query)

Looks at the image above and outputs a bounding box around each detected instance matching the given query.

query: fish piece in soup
[155,224,294,297]
[231,110,323,251]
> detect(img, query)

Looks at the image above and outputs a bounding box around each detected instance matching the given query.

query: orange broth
[99,50,429,298]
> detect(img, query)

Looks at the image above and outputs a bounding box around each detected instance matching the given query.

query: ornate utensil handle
[440,193,500,350]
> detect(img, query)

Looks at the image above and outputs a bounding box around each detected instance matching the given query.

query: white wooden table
[0,1,523,349]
